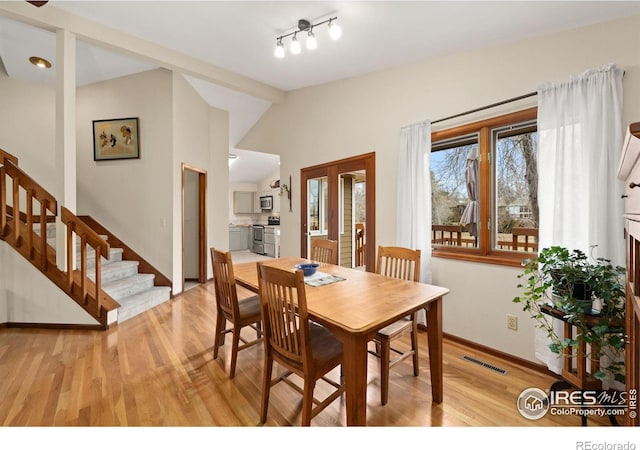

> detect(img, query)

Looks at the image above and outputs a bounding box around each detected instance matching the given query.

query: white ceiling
[45,0,640,92]
[1,1,640,183]
[229,148,280,186]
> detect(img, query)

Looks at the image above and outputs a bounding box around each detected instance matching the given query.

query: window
[354,180,366,224]
[430,108,538,266]
[308,176,345,235]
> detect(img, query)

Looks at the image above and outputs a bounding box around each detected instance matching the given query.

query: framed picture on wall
[93,117,140,161]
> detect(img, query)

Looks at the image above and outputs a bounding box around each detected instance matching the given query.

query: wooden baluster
[0,165,5,236]
[80,233,87,304]
[39,201,47,269]
[26,189,33,258]
[12,175,19,244]
[66,223,74,290]
[94,247,102,311]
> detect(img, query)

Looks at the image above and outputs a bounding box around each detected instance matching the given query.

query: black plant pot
[572,281,592,301]
[572,281,593,314]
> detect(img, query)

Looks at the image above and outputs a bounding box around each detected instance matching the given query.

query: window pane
[309,179,320,232]
[494,125,538,253]
[322,178,328,232]
[354,181,366,223]
[431,135,479,248]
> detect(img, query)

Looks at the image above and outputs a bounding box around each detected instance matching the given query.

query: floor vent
[462,355,508,375]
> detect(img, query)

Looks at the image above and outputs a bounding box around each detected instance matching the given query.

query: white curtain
[397,121,432,324]
[536,63,624,374]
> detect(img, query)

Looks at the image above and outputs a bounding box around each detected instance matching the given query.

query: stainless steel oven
[252,225,264,254]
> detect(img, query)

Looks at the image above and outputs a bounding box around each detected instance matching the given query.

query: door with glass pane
[300,153,375,272]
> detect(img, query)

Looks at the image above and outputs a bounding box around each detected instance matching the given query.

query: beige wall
[77,69,174,280]
[0,242,98,325]
[239,15,640,363]
[0,71,57,194]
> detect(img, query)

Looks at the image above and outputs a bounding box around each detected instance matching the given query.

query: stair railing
[1,158,57,269]
[0,149,17,234]
[61,207,110,312]
[1,149,117,326]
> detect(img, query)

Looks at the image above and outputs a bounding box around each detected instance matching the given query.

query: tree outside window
[430,108,539,266]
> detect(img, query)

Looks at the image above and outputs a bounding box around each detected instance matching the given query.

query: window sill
[432,248,534,268]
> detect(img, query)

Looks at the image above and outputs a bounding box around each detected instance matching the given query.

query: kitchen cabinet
[271,189,281,214]
[229,226,250,251]
[233,191,255,214]
[253,192,262,213]
[264,226,280,258]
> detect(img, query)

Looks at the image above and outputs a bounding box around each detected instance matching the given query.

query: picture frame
[93,117,140,161]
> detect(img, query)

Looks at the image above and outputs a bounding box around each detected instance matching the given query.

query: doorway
[181,163,207,293]
[300,152,375,272]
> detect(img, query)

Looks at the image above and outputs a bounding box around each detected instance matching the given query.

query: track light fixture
[274,17,340,58]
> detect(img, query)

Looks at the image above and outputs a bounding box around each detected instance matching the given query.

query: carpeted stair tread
[102,273,155,300]
[116,286,172,323]
[87,260,139,283]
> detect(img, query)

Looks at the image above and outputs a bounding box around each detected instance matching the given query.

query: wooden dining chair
[310,238,338,265]
[355,223,365,267]
[511,227,539,252]
[370,245,421,405]
[256,262,345,426]
[210,248,262,379]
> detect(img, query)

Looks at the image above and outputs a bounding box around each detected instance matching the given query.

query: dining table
[232,257,450,426]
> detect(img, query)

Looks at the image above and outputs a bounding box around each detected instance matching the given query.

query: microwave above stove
[260,195,273,211]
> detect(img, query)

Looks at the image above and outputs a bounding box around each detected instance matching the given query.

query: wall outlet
[506,314,518,331]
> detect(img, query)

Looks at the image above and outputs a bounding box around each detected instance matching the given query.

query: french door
[300,152,376,272]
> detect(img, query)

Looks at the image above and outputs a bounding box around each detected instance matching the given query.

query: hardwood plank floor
[0,280,624,430]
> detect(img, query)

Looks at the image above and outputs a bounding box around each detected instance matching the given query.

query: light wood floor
[0,280,615,427]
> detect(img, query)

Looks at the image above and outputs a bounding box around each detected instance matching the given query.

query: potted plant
[513,246,626,383]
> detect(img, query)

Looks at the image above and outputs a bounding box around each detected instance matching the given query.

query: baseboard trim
[4,322,105,331]
[419,322,554,377]
[441,331,557,377]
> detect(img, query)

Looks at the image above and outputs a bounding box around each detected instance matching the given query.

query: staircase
[38,223,172,324]
[1,148,172,328]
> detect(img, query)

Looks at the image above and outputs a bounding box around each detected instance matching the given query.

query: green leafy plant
[513,246,626,383]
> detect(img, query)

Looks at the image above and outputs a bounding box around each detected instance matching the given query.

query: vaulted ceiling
[1,1,639,182]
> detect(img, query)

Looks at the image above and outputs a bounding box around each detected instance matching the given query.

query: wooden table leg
[341,333,368,426]
[426,297,443,403]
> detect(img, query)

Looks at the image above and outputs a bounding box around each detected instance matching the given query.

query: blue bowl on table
[295,263,319,277]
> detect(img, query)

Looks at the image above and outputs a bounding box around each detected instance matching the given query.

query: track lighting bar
[274,16,341,58]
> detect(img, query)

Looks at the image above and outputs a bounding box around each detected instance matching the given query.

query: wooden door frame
[300,152,376,272]
[181,163,207,292]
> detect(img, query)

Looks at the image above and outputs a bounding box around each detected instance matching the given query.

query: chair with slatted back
[257,262,345,426]
[511,227,539,252]
[210,248,262,379]
[369,245,421,405]
[310,238,338,265]
[355,223,365,267]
